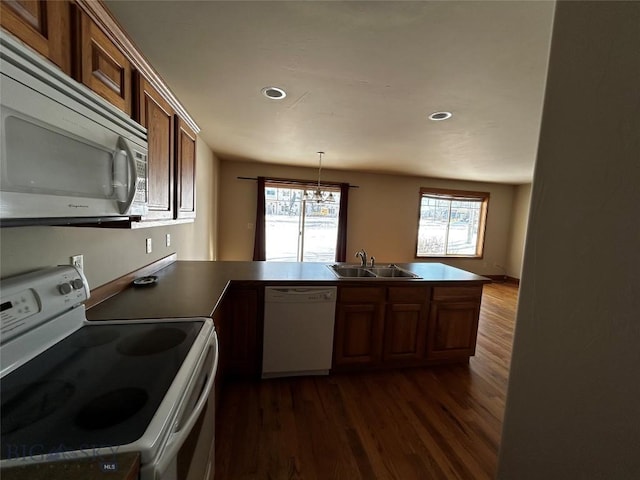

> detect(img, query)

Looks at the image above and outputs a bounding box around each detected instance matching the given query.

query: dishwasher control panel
[264,287,336,303]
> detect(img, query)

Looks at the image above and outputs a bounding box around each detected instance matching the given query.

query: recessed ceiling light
[428,111,453,121]
[261,86,287,100]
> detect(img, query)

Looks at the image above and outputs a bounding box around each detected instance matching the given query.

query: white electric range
[0,265,218,479]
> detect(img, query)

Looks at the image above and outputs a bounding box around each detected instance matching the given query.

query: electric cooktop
[0,321,203,459]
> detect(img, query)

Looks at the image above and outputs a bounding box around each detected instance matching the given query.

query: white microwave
[0,32,148,225]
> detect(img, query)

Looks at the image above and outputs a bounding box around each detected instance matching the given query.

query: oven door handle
[156,335,219,473]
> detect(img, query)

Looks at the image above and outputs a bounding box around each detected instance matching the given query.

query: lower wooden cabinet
[383,287,430,363]
[215,285,263,378]
[333,285,432,371]
[426,286,482,360]
[215,282,483,378]
[333,284,482,371]
[333,287,385,367]
[427,300,481,360]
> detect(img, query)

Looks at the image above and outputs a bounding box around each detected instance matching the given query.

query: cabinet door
[75,10,132,114]
[383,287,430,363]
[217,286,262,378]
[383,304,427,361]
[427,300,481,360]
[333,287,385,369]
[1,0,71,74]
[136,75,175,220]
[175,116,197,219]
[334,303,385,368]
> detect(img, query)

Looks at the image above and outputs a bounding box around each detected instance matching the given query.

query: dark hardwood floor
[215,282,518,480]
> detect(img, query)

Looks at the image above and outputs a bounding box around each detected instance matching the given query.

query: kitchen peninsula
[87,259,490,376]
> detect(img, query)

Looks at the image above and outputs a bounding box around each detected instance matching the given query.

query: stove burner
[70,327,120,348]
[116,327,187,356]
[76,387,148,430]
[1,380,75,435]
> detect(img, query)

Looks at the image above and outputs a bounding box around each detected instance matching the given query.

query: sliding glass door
[265,184,341,262]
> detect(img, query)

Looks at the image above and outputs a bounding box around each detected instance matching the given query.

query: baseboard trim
[485,274,520,285]
[86,253,177,309]
[506,276,520,285]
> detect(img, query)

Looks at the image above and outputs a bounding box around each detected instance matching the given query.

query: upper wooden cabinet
[73,8,132,115]
[1,0,200,225]
[175,116,197,219]
[0,0,72,75]
[135,74,175,221]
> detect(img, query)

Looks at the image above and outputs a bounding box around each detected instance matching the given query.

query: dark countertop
[86,261,489,321]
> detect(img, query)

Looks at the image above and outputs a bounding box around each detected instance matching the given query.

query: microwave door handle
[115,136,138,214]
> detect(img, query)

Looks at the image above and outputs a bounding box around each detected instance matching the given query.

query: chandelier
[304,151,335,203]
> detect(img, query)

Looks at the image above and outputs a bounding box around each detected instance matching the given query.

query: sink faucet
[355,249,367,267]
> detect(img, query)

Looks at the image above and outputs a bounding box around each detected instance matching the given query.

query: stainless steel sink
[367,266,420,278]
[328,264,421,279]
[330,266,377,278]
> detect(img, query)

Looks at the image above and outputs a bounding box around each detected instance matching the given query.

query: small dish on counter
[132,275,158,287]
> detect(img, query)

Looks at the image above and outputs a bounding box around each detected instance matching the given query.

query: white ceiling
[105,0,555,184]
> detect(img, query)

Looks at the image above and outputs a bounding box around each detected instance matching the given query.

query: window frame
[415,187,490,259]
[254,176,349,263]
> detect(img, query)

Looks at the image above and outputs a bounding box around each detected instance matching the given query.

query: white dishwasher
[262,286,337,378]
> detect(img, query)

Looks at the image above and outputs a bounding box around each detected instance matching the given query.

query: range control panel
[0,265,89,343]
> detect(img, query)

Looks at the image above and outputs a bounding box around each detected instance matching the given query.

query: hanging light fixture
[304,151,335,203]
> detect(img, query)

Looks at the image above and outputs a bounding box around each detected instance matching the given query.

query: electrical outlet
[166,233,171,247]
[71,254,84,272]
[146,238,152,254]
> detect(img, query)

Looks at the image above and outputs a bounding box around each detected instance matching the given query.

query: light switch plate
[146,238,152,254]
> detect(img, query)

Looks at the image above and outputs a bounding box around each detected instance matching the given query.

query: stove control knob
[58,282,73,295]
[71,279,84,290]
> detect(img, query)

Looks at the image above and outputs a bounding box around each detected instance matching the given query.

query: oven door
[145,331,219,480]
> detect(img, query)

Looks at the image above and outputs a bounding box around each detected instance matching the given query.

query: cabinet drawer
[432,285,483,301]
[338,286,385,303]
[388,286,431,303]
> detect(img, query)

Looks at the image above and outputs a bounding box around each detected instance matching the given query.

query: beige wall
[498,1,640,478]
[505,183,531,279]
[0,137,219,288]
[218,159,516,276]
